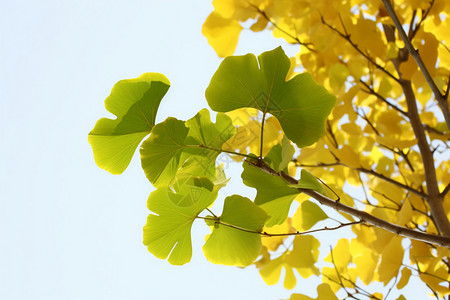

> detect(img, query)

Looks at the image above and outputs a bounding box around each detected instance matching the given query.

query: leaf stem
[195,144,256,159]
[259,113,266,158]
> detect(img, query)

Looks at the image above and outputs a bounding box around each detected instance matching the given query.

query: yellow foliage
[202,11,242,57]
[377,236,404,285]
[202,0,450,297]
[324,239,351,273]
[396,267,412,289]
[285,235,320,278]
[289,283,338,300]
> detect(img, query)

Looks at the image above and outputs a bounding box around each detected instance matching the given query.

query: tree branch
[381,0,450,131]
[401,79,450,236]
[247,159,450,248]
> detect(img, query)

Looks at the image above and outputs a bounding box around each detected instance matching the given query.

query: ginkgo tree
[89,0,450,299]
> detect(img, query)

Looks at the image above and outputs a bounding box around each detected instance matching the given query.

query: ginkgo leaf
[324,239,351,272]
[396,267,412,289]
[285,235,320,278]
[289,283,338,300]
[140,109,235,186]
[242,162,300,226]
[202,11,242,57]
[293,201,328,231]
[202,195,268,266]
[143,177,216,265]
[264,135,295,172]
[296,169,325,194]
[378,236,404,284]
[88,73,170,174]
[205,47,336,147]
[258,254,297,289]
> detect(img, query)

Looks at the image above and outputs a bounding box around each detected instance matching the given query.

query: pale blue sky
[0,1,307,299]
[0,1,431,299]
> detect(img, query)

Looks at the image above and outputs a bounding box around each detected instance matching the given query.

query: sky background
[0,0,431,299]
[0,1,307,299]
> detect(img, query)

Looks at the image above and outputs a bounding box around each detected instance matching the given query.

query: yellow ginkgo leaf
[289,283,338,300]
[324,239,351,272]
[202,11,242,57]
[377,236,404,284]
[396,267,412,289]
[285,235,320,278]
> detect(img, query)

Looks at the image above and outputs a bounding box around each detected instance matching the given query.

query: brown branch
[247,159,450,248]
[401,79,450,236]
[441,183,450,197]
[410,0,435,40]
[381,0,450,131]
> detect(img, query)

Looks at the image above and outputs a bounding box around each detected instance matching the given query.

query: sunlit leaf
[264,135,296,172]
[396,267,412,289]
[202,11,242,57]
[296,169,325,194]
[205,47,336,147]
[203,195,268,266]
[88,73,169,174]
[289,283,338,300]
[258,254,298,290]
[143,177,216,265]
[140,109,234,186]
[285,235,320,278]
[242,162,300,226]
[293,201,328,231]
[377,236,404,284]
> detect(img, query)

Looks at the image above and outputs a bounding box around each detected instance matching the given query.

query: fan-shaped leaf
[203,195,268,266]
[205,47,336,147]
[143,177,216,265]
[88,73,169,174]
[242,162,300,226]
[140,109,235,186]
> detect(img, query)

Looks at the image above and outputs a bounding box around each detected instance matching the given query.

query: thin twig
[198,215,360,237]
[401,79,450,236]
[249,4,316,52]
[359,79,408,117]
[321,15,400,83]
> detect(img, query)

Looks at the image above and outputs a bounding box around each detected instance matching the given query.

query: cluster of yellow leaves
[205,0,450,298]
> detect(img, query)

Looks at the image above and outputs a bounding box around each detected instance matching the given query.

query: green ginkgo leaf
[140,109,235,186]
[242,162,300,226]
[205,46,336,148]
[264,135,295,172]
[143,177,216,265]
[88,73,170,174]
[298,201,328,230]
[297,169,325,194]
[203,195,268,266]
